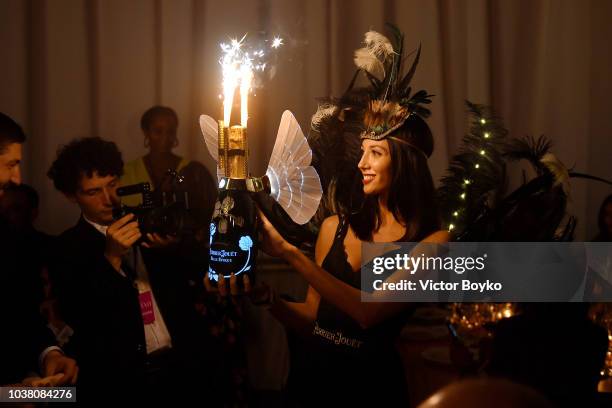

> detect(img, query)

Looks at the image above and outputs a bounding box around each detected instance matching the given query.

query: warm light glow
[453,211,458,217]
[220,37,245,125]
[484,132,490,138]
[222,68,238,125]
[219,34,283,127]
[480,118,486,124]
[272,37,283,48]
[460,193,466,199]
[480,150,486,155]
[475,164,480,169]
[449,224,455,231]
[240,66,253,127]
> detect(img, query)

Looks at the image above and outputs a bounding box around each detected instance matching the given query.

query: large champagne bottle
[208,123,265,283]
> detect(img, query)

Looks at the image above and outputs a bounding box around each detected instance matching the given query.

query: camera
[112,170,201,236]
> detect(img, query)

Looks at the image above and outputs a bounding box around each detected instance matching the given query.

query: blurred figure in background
[121,105,216,213]
[0,184,72,348]
[587,193,612,298]
[486,303,608,407]
[593,194,612,241]
[0,112,78,387]
[0,183,53,252]
[122,105,187,205]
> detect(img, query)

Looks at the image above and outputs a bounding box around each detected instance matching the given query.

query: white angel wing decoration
[266,110,323,225]
[199,115,224,182]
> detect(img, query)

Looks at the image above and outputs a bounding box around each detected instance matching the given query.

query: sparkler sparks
[219,34,283,126]
[272,37,283,48]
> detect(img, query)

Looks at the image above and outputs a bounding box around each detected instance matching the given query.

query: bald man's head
[418,378,553,408]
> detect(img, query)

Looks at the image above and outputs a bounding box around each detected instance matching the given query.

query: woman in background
[121,105,217,240]
[121,106,192,206]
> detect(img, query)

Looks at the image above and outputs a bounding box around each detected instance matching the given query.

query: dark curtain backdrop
[1,0,611,238]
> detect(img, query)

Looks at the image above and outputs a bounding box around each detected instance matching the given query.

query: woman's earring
[144,137,150,148]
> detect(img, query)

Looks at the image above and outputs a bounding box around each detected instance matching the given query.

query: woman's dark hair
[140,106,178,131]
[595,194,612,241]
[348,115,440,241]
[47,137,123,194]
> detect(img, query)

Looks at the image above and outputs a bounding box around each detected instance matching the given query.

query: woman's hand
[256,208,295,259]
[203,273,232,299]
[203,272,274,307]
[203,272,250,305]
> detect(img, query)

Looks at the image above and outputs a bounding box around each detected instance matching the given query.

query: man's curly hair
[47,137,123,194]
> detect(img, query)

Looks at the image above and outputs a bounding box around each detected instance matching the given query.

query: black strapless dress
[290,215,410,406]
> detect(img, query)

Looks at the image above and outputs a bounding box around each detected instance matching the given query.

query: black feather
[503,135,553,174]
[437,101,509,238]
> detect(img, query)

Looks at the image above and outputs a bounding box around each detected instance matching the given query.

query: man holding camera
[48,137,219,402]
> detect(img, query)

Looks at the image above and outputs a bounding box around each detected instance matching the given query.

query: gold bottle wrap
[228,125,248,179]
[218,120,228,177]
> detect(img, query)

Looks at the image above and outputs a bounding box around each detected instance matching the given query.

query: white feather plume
[266,110,323,225]
[199,115,224,182]
[354,48,385,80]
[310,103,337,131]
[353,30,394,80]
[364,30,394,59]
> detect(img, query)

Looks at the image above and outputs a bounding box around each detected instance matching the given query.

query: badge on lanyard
[139,291,156,324]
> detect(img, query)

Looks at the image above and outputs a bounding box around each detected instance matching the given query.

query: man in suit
[47,137,220,402]
[0,112,78,386]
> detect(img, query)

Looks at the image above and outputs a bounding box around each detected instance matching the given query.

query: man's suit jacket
[0,220,56,384]
[49,217,216,397]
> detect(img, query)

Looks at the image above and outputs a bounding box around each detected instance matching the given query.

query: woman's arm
[263,216,338,332]
[268,285,320,334]
[260,210,450,329]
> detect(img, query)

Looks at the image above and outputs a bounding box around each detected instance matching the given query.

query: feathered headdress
[308,24,433,221]
[353,25,433,143]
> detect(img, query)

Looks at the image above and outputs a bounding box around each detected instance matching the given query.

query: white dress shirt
[83,216,172,354]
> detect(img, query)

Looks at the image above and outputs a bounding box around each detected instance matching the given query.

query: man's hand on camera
[141,232,178,249]
[104,213,141,271]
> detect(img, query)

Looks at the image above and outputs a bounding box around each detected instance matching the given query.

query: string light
[447,114,492,234]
